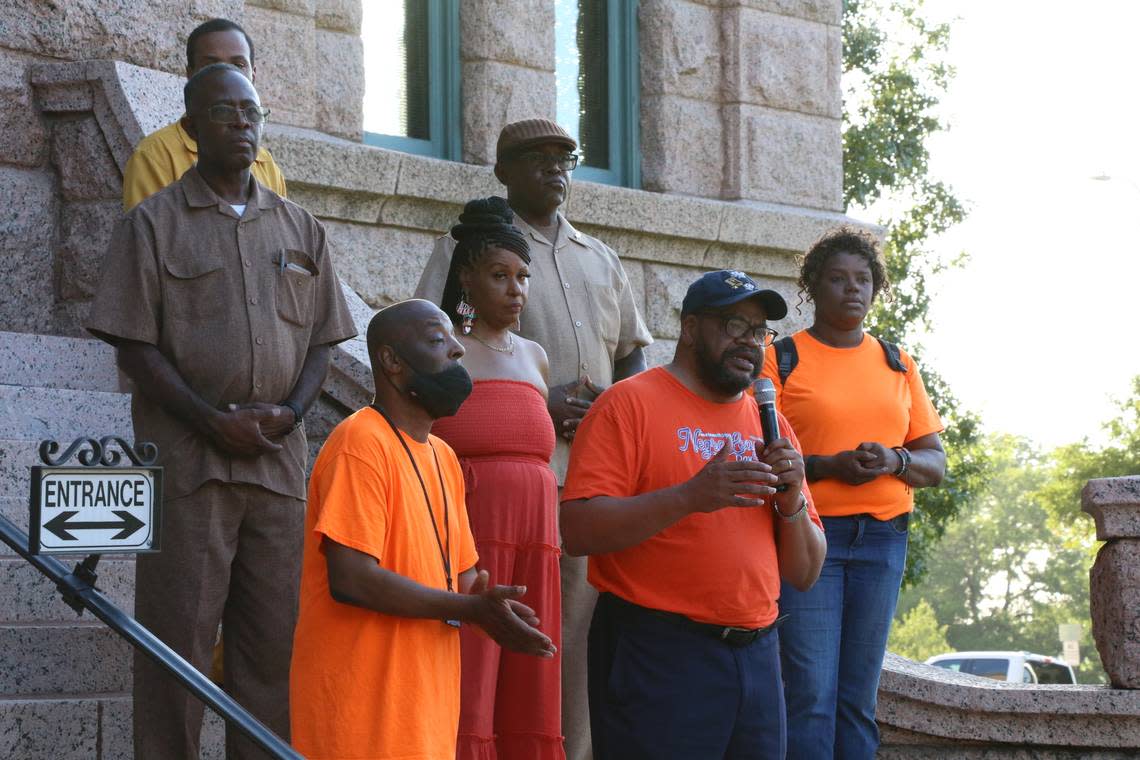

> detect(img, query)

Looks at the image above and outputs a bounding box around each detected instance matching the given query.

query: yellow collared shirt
[122,120,287,211]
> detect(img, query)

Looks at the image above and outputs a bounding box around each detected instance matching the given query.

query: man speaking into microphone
[560,270,826,760]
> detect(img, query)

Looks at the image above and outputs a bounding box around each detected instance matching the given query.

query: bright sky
[902,0,1140,449]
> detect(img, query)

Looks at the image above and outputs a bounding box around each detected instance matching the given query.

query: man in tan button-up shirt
[415,118,652,760]
[86,64,355,759]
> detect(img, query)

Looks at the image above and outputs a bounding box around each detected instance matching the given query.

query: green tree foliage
[888,598,950,662]
[1037,376,1140,528]
[842,0,985,584]
[895,430,1114,683]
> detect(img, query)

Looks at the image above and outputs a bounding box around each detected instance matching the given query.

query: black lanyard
[371,405,453,594]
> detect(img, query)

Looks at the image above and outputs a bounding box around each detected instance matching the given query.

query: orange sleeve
[778,410,824,531]
[901,351,944,443]
[311,451,390,562]
[562,393,640,502]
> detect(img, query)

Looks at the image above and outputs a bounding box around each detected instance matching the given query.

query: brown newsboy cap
[496,118,577,163]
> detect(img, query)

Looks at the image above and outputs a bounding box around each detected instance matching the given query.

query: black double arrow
[44,510,145,541]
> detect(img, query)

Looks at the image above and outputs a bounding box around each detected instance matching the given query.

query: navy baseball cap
[681,270,788,320]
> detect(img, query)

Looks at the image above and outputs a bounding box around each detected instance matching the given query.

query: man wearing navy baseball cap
[560,270,826,759]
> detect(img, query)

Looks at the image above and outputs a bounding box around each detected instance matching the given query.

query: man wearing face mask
[290,299,558,760]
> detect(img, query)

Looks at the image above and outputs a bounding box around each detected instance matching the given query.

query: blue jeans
[588,593,786,760]
[779,513,909,760]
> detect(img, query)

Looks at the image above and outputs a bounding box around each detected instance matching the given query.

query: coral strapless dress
[432,379,565,760]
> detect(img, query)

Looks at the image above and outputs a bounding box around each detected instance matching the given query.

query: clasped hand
[829,442,899,485]
[548,375,603,442]
[206,402,294,456]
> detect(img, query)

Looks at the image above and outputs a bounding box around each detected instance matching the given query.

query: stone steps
[0,331,121,392]
[0,344,152,759]
[0,557,134,622]
[0,695,225,760]
[0,624,132,696]
[0,385,132,443]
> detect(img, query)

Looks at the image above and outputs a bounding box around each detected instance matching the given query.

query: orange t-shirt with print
[760,331,943,521]
[562,367,822,629]
[290,407,478,760]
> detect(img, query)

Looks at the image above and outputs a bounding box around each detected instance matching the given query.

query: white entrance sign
[30,466,161,554]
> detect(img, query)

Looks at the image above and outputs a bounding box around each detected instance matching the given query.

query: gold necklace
[469,331,514,354]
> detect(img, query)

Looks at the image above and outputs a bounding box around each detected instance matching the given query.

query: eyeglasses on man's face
[207,104,271,125]
[513,151,579,172]
[703,313,779,347]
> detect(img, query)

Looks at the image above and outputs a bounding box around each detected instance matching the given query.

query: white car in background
[925,651,1076,684]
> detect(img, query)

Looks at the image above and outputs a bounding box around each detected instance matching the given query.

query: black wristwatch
[281,400,304,431]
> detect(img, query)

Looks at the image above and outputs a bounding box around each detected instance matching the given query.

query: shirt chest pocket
[162,255,226,323]
[275,249,319,327]
[585,280,620,351]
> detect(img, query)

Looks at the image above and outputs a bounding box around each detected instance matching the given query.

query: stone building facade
[0,2,859,755]
[25,3,1140,759]
[0,0,855,343]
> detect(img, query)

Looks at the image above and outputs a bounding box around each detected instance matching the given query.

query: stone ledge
[31,60,182,171]
[28,60,872,261]
[265,122,872,258]
[1082,476,1140,540]
[878,654,1140,748]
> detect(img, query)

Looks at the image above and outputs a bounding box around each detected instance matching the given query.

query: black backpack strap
[774,336,798,385]
[877,337,908,373]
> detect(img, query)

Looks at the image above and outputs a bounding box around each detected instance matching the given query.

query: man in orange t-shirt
[290,300,556,760]
[561,271,826,760]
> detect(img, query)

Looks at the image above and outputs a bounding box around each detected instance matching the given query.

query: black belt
[601,593,786,648]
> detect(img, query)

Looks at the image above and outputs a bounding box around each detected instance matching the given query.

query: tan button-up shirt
[414,212,652,482]
[86,167,357,501]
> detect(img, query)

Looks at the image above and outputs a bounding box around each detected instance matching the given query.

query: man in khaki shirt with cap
[87,64,355,759]
[415,117,652,760]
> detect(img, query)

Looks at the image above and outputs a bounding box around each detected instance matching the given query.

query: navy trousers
[588,593,786,760]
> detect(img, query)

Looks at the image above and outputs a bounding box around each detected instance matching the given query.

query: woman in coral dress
[431,196,564,760]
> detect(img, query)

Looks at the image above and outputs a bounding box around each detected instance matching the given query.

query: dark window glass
[576,0,609,169]
[1032,663,1076,684]
[962,658,1010,680]
[403,0,430,140]
[555,1,638,186]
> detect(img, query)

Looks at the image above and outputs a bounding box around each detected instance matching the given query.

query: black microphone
[753,378,787,492]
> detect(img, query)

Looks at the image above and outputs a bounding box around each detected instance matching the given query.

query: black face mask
[401,355,473,419]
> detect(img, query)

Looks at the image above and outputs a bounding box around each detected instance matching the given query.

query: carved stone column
[1083,475,1140,688]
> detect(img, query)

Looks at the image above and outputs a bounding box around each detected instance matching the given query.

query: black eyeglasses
[702,313,779,346]
[512,151,579,171]
[208,104,271,125]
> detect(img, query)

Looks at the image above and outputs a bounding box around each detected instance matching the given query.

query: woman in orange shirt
[432,197,565,760]
[761,225,946,760]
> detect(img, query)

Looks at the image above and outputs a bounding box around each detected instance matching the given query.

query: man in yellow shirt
[122,18,286,211]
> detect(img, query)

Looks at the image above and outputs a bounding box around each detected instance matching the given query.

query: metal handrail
[0,515,303,760]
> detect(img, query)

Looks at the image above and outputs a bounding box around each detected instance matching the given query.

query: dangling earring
[456,291,476,335]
